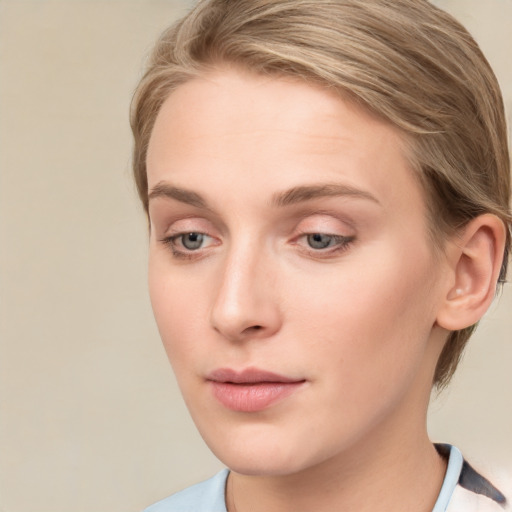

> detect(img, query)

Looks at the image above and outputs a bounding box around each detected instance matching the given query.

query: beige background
[0,1,510,511]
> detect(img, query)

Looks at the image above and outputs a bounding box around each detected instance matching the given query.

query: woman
[131,1,511,510]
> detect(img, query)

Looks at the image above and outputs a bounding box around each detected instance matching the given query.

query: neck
[228,405,446,512]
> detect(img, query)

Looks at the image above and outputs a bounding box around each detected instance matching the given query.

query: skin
[146,67,455,512]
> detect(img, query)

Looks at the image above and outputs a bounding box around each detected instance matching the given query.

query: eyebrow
[271,183,380,207]
[148,181,380,210]
[148,182,211,210]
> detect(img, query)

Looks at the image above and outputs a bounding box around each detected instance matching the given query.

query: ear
[436,214,507,331]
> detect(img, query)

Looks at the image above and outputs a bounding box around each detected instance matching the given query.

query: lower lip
[209,381,304,412]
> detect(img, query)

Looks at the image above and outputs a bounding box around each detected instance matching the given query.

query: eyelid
[294,213,355,236]
[298,209,354,229]
[150,208,227,240]
[290,209,357,231]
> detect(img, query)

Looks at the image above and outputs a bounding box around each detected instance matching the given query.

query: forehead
[149,67,406,154]
[147,67,423,216]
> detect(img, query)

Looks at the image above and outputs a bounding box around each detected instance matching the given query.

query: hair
[131,0,511,389]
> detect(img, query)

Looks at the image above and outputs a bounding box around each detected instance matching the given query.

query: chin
[202,427,325,477]
[217,450,310,477]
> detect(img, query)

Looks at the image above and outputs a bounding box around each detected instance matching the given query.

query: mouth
[206,367,306,412]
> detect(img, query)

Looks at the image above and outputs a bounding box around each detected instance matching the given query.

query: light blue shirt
[145,469,228,512]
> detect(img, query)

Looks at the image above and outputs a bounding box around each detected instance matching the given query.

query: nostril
[237,325,264,338]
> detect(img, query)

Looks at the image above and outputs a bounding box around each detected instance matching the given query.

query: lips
[206,367,306,412]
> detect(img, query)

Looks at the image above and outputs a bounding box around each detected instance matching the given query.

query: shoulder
[143,469,229,512]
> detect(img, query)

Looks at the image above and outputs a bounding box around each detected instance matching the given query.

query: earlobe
[436,214,506,331]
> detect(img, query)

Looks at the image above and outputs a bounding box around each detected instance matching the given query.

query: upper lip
[207,367,304,384]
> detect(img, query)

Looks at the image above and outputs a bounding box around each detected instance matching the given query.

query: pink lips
[207,368,305,412]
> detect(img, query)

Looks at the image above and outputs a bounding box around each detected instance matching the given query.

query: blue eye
[180,232,204,250]
[159,230,218,261]
[307,233,337,249]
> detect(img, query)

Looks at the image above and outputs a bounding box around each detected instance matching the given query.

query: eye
[294,231,355,258]
[305,233,353,250]
[306,233,338,249]
[158,230,218,260]
[180,232,206,250]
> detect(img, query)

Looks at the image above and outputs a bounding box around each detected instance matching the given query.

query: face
[146,67,448,477]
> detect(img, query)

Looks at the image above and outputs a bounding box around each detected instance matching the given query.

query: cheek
[284,245,439,380]
[148,255,205,363]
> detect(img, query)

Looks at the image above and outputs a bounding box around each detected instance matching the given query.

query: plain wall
[0,1,510,511]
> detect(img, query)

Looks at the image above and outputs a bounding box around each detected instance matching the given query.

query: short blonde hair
[131,0,511,388]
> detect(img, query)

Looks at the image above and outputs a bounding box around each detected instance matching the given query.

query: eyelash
[159,231,355,261]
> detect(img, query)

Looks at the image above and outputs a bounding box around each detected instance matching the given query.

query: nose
[210,244,282,342]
